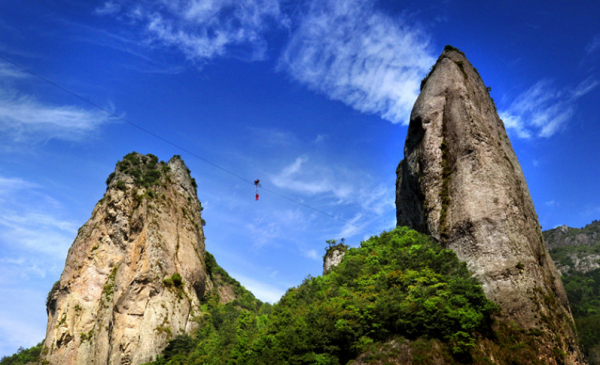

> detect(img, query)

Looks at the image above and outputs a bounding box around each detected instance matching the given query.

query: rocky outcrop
[323,249,345,274]
[555,254,600,275]
[323,241,348,274]
[545,220,600,274]
[396,46,582,362]
[544,221,600,250]
[42,153,209,365]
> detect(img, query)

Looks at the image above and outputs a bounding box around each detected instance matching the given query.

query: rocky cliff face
[396,46,582,362]
[42,153,210,365]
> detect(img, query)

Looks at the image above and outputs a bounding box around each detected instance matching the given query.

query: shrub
[116,180,126,191]
[106,172,116,185]
[171,273,183,288]
[164,273,184,288]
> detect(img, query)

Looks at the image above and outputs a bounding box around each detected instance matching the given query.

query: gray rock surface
[323,249,346,274]
[396,47,582,363]
[555,254,600,275]
[42,154,209,365]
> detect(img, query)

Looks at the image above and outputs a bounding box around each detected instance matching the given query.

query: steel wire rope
[0,54,380,237]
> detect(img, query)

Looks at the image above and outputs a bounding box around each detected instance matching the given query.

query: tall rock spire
[42,153,209,365]
[396,46,582,362]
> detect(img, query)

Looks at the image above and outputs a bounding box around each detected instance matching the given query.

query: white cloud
[0,177,38,196]
[244,208,306,248]
[229,272,286,303]
[302,249,319,261]
[0,62,27,80]
[337,213,365,239]
[0,212,75,259]
[271,156,353,198]
[314,134,327,143]
[269,155,394,240]
[271,156,394,213]
[0,257,50,280]
[95,1,121,15]
[98,0,283,62]
[0,175,77,259]
[0,87,114,142]
[500,77,598,139]
[280,0,435,124]
[586,33,600,54]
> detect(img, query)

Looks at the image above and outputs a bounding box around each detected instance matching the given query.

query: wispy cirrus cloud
[271,156,394,215]
[0,176,37,196]
[586,33,600,54]
[280,0,435,124]
[270,155,394,242]
[0,62,29,80]
[0,62,115,143]
[271,156,353,199]
[97,0,284,62]
[0,174,77,260]
[500,77,598,139]
[0,211,76,259]
[0,90,115,142]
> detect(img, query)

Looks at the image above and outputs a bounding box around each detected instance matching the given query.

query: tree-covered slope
[545,221,600,364]
[142,227,566,365]
[7,226,588,364]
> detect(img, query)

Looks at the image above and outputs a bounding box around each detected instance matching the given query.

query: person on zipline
[254,179,261,201]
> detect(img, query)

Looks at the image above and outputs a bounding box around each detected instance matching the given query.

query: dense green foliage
[145,227,497,365]
[546,220,600,364]
[0,342,43,365]
[561,269,600,363]
[112,152,169,188]
[204,251,261,310]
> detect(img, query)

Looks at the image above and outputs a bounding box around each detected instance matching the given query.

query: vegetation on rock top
[106,152,170,189]
[324,238,349,259]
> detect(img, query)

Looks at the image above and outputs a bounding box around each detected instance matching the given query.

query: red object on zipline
[254,179,261,201]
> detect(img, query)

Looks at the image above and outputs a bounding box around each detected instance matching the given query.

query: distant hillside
[545,220,600,364]
[545,220,600,275]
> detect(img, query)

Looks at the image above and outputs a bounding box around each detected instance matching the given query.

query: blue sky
[1,0,599,357]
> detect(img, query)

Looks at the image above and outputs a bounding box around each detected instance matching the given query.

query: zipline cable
[0,54,380,236]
